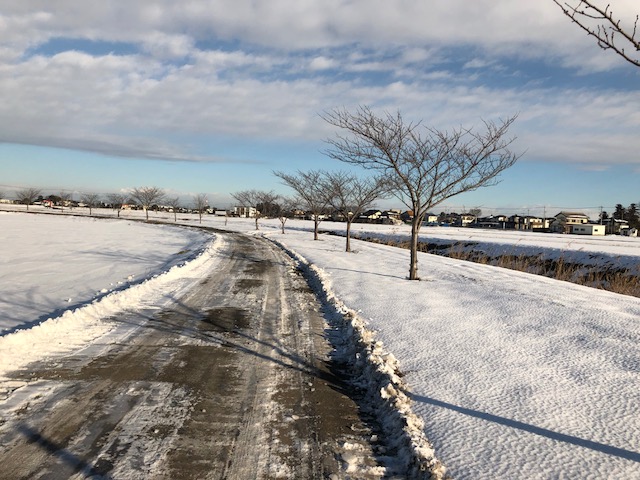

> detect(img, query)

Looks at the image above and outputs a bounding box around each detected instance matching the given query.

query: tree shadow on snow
[409,393,640,463]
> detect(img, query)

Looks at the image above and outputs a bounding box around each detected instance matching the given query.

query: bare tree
[193,194,209,224]
[15,188,42,211]
[274,170,333,240]
[107,193,128,218]
[58,191,73,212]
[553,0,640,67]
[276,196,297,234]
[231,189,279,230]
[166,197,182,222]
[130,186,165,221]
[322,106,520,280]
[322,171,389,252]
[81,193,102,216]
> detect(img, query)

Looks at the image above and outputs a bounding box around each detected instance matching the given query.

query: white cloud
[140,32,194,59]
[309,56,337,71]
[2,1,630,67]
[0,0,639,170]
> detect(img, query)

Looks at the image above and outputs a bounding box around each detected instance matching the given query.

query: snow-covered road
[0,229,394,479]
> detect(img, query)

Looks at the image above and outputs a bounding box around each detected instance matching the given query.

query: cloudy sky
[1,0,639,216]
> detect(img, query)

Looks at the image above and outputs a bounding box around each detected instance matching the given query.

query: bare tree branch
[166,197,182,222]
[273,170,333,240]
[130,186,165,221]
[553,0,640,67]
[322,170,389,252]
[80,193,102,216]
[15,188,42,211]
[322,106,521,279]
[276,196,297,234]
[231,189,279,230]
[107,193,129,218]
[192,194,208,224]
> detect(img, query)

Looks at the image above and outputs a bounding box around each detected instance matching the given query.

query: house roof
[556,211,589,218]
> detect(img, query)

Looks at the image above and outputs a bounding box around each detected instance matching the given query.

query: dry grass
[355,234,640,298]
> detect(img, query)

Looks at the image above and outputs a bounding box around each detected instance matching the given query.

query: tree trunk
[255,217,259,230]
[409,216,421,280]
[345,220,352,252]
[313,217,319,240]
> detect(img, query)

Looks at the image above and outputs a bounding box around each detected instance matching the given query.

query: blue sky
[1,1,639,218]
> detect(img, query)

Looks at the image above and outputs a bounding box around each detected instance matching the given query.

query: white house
[571,224,606,236]
[551,211,590,234]
[234,206,257,218]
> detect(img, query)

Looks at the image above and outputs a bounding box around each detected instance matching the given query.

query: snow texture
[1,209,639,479]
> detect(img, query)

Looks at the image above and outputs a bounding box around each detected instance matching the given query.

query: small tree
[107,193,128,218]
[15,188,42,211]
[322,171,389,252]
[58,191,73,212]
[131,186,165,221]
[323,106,520,280]
[276,196,297,234]
[166,197,182,222]
[553,0,640,68]
[274,170,333,240]
[231,189,279,230]
[81,193,102,216]
[193,194,209,224]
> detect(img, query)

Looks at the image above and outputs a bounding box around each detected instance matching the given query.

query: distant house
[571,224,606,236]
[357,209,382,222]
[460,214,476,226]
[607,218,629,235]
[509,215,550,231]
[400,210,414,223]
[423,213,439,225]
[233,206,257,218]
[550,211,590,234]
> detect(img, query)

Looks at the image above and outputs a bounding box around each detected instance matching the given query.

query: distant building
[550,211,590,234]
[571,224,605,236]
[233,206,257,218]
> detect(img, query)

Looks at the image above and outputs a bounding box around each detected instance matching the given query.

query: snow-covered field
[219,216,640,479]
[1,207,639,479]
[0,211,211,335]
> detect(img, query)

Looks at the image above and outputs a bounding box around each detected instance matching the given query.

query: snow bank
[0,212,212,334]
[0,234,223,386]
[272,237,448,480]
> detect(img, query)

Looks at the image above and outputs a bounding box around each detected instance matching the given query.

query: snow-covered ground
[1,208,639,479]
[224,217,640,479]
[0,211,211,335]
[269,228,640,479]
